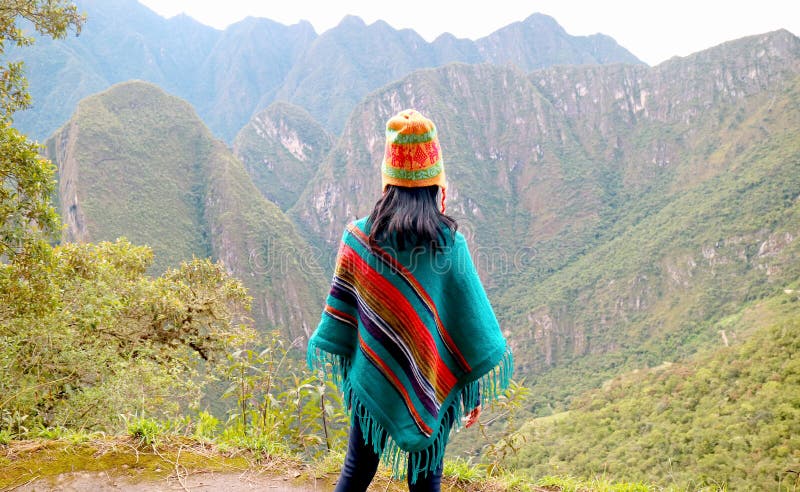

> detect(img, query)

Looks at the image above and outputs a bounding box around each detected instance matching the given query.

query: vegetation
[506,290,800,490]
[0,1,83,306]
[2,2,799,490]
[0,0,329,459]
[1,239,256,431]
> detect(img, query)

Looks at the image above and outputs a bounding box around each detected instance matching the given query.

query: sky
[137,0,799,66]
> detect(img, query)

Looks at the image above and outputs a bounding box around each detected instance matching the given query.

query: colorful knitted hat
[381,109,447,210]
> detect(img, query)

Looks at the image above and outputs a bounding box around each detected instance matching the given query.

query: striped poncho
[307,217,513,481]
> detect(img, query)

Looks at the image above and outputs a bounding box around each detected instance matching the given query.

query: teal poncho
[307,218,512,481]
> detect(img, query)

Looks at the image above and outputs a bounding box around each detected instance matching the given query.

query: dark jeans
[333,421,444,492]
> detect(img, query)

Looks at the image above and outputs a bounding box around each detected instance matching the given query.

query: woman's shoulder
[352,216,370,231]
[338,217,370,239]
[448,229,468,250]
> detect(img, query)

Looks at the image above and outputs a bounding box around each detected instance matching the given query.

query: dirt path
[10,470,327,491]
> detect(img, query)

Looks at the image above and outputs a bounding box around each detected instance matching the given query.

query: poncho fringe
[308,345,514,481]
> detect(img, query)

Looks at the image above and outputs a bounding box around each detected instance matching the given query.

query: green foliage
[219,330,349,456]
[126,416,162,447]
[536,475,654,492]
[33,426,99,444]
[191,410,219,440]
[506,292,800,490]
[0,124,59,318]
[0,238,252,434]
[442,457,483,483]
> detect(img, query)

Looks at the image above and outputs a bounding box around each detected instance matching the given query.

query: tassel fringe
[308,343,514,483]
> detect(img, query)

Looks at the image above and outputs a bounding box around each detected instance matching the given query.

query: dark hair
[367,185,457,253]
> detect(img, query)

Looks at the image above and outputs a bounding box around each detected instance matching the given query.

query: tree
[0,1,83,308]
[0,2,256,435]
[1,239,253,431]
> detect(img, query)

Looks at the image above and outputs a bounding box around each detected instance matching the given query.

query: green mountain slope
[233,102,333,211]
[290,30,800,405]
[501,31,800,403]
[506,289,800,489]
[45,81,327,339]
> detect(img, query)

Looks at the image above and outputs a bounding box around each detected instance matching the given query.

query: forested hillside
[233,102,333,211]
[507,289,800,489]
[46,81,327,338]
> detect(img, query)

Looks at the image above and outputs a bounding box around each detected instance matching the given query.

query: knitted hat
[381,109,447,210]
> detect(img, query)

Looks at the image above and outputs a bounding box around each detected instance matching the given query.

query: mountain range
[13,0,640,143]
[24,1,800,486]
[288,28,800,404]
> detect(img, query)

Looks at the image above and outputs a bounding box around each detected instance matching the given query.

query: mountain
[272,13,643,134]
[45,81,328,339]
[12,0,218,140]
[272,15,440,134]
[500,29,800,401]
[192,17,317,142]
[12,1,640,141]
[233,102,333,211]
[475,13,641,69]
[12,0,316,142]
[289,30,800,405]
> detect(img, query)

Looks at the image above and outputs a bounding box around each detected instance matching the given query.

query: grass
[536,475,658,492]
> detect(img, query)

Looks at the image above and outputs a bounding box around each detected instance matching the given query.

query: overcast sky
[137,0,798,66]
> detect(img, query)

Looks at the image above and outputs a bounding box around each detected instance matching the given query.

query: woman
[307,109,512,491]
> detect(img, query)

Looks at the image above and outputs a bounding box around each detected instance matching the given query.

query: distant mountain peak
[655,28,800,69]
[521,12,565,30]
[336,14,367,29]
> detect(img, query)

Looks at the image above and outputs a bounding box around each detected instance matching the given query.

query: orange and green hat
[381,109,446,195]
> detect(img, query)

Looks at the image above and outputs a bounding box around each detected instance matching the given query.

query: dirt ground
[10,470,330,491]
